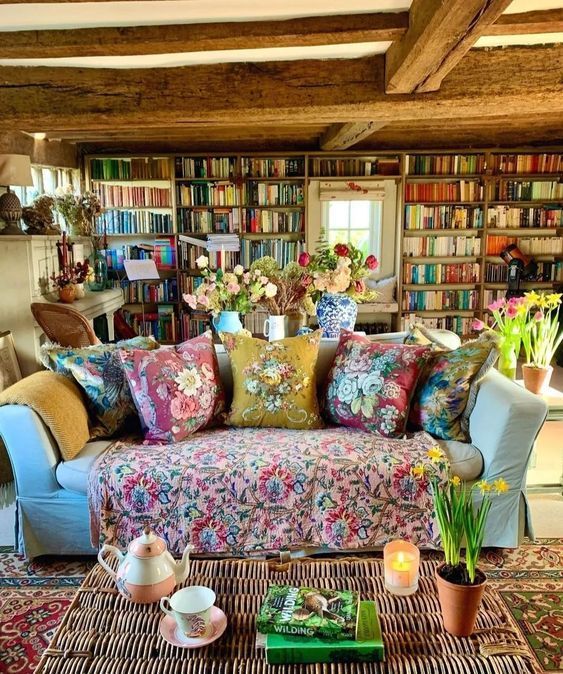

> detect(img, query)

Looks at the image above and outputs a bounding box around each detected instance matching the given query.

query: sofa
[0,331,548,559]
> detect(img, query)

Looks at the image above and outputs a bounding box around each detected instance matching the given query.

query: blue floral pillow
[41,336,159,436]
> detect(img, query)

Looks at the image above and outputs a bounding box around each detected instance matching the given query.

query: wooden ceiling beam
[320,122,386,151]
[385,0,514,94]
[0,13,407,59]
[0,9,559,59]
[0,45,561,132]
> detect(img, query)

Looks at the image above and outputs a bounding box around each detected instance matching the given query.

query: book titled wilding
[256,585,359,641]
[257,601,385,664]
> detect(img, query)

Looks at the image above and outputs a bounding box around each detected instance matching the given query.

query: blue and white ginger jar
[316,293,358,338]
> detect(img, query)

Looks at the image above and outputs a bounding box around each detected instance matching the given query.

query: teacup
[160,586,216,639]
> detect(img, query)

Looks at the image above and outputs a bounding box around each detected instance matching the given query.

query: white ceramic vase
[263,315,287,342]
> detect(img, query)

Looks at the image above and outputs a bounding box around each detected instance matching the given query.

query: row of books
[406,154,485,176]
[403,235,481,257]
[256,585,383,665]
[242,157,304,178]
[493,153,562,175]
[177,208,239,234]
[403,262,480,284]
[175,156,236,179]
[122,306,178,343]
[90,157,170,181]
[405,181,483,203]
[239,238,305,268]
[176,182,237,207]
[97,184,171,208]
[103,239,176,270]
[485,262,563,283]
[180,311,211,339]
[487,206,562,229]
[179,273,204,296]
[404,205,483,230]
[96,209,174,235]
[402,290,479,311]
[492,180,563,202]
[177,242,240,270]
[241,208,304,233]
[243,182,304,207]
[111,278,178,303]
[310,157,400,177]
[486,235,563,255]
[402,314,474,336]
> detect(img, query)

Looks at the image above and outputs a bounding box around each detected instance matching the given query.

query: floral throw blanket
[89,427,448,554]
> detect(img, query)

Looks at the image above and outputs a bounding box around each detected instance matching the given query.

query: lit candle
[384,540,420,596]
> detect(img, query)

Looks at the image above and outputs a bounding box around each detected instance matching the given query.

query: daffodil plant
[520,291,563,369]
[418,447,509,585]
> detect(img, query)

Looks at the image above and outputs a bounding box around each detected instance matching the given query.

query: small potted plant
[427,446,509,636]
[182,256,277,333]
[51,267,77,304]
[72,260,93,299]
[298,242,378,337]
[520,291,563,394]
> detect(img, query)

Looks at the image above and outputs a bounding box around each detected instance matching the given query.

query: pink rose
[298,252,311,267]
[183,293,197,310]
[226,282,240,294]
[365,255,378,270]
[197,294,210,308]
[334,243,349,257]
[506,303,517,318]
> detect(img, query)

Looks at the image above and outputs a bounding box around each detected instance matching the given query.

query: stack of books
[255,585,384,664]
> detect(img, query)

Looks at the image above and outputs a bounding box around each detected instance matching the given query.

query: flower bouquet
[54,186,103,239]
[183,256,277,333]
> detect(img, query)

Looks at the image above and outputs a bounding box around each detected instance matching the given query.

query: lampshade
[0,154,33,187]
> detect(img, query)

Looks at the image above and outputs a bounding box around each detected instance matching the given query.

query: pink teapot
[98,526,193,604]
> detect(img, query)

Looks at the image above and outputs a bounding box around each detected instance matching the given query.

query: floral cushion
[41,336,159,436]
[324,332,432,438]
[119,331,224,443]
[220,330,323,430]
[409,334,499,441]
[88,426,449,554]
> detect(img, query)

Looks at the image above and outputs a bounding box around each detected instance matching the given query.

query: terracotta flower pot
[435,564,486,637]
[522,364,552,395]
[58,285,76,304]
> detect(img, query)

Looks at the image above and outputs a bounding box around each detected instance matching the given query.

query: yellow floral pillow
[220,330,324,430]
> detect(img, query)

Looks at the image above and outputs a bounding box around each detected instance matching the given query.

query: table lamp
[0,154,33,235]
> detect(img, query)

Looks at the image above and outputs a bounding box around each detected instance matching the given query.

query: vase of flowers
[298,243,378,338]
[250,257,313,339]
[51,267,77,304]
[424,447,509,637]
[183,256,277,333]
[53,187,102,238]
[521,291,563,394]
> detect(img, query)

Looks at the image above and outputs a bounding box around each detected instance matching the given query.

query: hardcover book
[257,600,384,664]
[256,585,359,641]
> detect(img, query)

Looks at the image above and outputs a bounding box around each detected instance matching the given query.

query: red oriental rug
[0,539,561,674]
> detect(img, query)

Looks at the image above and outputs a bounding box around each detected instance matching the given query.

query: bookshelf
[85,148,562,342]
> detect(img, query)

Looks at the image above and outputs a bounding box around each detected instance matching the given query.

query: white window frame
[322,199,383,262]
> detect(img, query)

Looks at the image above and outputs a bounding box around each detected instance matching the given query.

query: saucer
[159,606,227,649]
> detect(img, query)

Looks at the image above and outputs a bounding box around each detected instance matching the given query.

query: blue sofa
[0,332,548,558]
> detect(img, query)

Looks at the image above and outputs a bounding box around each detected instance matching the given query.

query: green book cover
[258,601,385,664]
[256,585,359,641]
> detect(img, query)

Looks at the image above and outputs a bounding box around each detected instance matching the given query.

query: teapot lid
[128,526,167,558]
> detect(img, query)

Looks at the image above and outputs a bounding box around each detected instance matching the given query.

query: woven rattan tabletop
[36,557,533,674]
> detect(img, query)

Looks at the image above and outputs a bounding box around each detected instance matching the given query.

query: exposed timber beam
[321,122,387,151]
[0,9,560,59]
[385,0,514,94]
[0,45,561,132]
[0,14,407,59]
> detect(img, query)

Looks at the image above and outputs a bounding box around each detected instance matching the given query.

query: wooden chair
[31,302,101,348]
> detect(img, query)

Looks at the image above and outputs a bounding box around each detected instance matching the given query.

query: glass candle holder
[383,540,420,596]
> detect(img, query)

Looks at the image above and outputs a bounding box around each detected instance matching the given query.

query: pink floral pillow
[324,332,432,438]
[119,331,224,443]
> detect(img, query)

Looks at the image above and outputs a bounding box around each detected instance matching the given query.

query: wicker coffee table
[36,557,533,674]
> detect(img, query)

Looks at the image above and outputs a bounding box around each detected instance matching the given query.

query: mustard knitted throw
[0,371,90,461]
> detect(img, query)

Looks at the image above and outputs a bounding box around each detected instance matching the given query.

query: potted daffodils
[420,447,508,637]
[298,242,378,337]
[521,291,563,394]
[183,256,277,333]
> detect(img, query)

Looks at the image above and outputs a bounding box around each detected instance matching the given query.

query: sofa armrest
[469,369,547,485]
[0,405,62,497]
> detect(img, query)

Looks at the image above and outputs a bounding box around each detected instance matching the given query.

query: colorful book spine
[241,208,304,233]
[402,290,479,311]
[175,156,236,179]
[405,181,483,202]
[243,182,304,206]
[242,157,304,178]
[492,153,563,175]
[407,154,485,176]
[402,236,481,257]
[403,263,480,284]
[404,205,482,230]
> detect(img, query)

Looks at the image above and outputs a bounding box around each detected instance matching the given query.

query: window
[12,166,80,206]
[322,200,383,260]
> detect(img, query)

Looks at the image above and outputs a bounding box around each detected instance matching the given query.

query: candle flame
[397,551,405,564]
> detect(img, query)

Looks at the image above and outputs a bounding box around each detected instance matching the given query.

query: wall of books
[86,149,561,342]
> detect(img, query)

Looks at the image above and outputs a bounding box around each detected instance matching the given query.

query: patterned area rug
[0,540,561,674]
